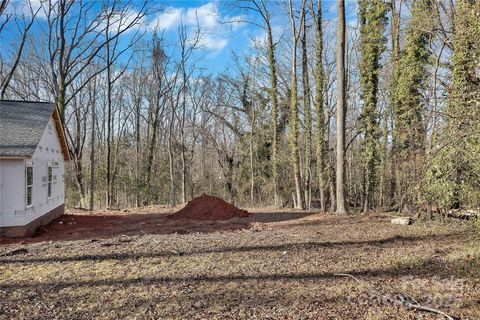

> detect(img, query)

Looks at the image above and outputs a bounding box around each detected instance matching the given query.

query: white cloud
[198,36,228,51]
[149,7,182,31]
[186,3,218,29]
[7,0,47,19]
[148,2,245,52]
[102,9,146,34]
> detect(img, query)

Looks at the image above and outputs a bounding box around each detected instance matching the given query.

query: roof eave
[0,155,31,160]
[52,106,71,161]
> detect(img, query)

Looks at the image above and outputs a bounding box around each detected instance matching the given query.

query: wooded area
[1,0,479,214]
[1,2,480,318]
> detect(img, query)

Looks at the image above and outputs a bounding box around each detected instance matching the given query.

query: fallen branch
[404,301,454,320]
[447,209,480,220]
[333,273,362,284]
[334,273,455,320]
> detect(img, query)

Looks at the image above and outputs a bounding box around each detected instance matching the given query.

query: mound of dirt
[170,194,250,221]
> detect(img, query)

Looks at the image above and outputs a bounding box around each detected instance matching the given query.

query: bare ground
[0,208,479,319]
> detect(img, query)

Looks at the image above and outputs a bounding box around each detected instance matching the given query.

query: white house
[0,100,70,237]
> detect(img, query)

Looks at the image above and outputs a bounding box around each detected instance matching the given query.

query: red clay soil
[0,209,252,245]
[169,194,250,221]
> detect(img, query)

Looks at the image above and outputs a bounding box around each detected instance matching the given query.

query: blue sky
[150,0,357,73]
[1,0,360,75]
[150,0,359,74]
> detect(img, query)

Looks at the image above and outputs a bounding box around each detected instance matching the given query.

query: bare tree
[336,0,348,214]
[0,1,40,99]
[286,0,307,209]
[177,21,200,204]
[0,0,12,33]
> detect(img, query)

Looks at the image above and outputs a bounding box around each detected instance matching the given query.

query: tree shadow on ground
[242,211,318,223]
[0,256,475,291]
[0,232,462,265]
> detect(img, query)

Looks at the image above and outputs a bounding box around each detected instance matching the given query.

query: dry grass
[1,211,479,319]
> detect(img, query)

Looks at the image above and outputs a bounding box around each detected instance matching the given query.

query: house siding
[0,116,65,229]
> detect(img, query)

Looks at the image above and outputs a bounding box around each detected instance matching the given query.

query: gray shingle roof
[0,100,56,158]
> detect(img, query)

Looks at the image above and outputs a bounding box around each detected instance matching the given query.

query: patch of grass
[471,216,480,232]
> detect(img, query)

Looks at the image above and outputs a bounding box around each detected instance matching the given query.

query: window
[47,165,53,198]
[26,165,33,207]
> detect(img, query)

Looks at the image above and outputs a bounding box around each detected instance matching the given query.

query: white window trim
[47,163,53,199]
[25,164,34,209]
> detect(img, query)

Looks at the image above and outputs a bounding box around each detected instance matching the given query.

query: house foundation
[0,204,64,238]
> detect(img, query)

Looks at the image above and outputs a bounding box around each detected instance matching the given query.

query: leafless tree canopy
[0,0,479,214]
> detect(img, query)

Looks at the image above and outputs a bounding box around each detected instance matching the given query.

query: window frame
[25,164,33,208]
[47,164,53,199]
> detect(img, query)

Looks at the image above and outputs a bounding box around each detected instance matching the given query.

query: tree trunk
[89,99,95,211]
[389,0,401,209]
[335,0,348,214]
[250,109,256,207]
[135,97,141,207]
[146,105,158,192]
[267,37,279,207]
[358,0,387,212]
[288,0,306,210]
[180,44,188,204]
[313,0,326,212]
[56,0,67,120]
[260,0,280,208]
[168,109,176,207]
[105,21,112,209]
[301,7,312,210]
